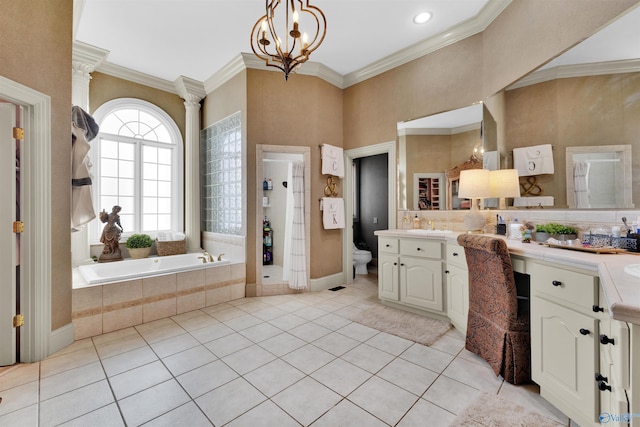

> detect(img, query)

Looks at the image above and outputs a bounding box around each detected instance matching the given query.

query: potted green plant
[125,233,154,259]
[534,223,578,242]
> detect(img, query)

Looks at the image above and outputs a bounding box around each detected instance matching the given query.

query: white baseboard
[49,322,75,355]
[310,272,347,292]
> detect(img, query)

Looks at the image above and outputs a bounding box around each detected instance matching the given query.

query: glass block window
[90,99,183,242]
[201,112,243,235]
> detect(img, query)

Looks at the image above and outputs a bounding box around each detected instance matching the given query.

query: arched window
[90,99,183,242]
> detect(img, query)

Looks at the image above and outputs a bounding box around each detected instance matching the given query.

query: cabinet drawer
[379,237,399,254]
[446,243,467,268]
[400,239,441,258]
[529,262,598,310]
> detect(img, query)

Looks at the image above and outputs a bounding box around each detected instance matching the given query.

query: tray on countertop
[542,242,628,254]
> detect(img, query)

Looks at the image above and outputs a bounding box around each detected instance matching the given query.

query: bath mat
[328,286,345,291]
[348,304,451,346]
[450,392,565,427]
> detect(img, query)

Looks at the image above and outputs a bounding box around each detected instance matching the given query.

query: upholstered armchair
[457,234,531,384]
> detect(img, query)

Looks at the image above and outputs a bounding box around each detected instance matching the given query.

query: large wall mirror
[397,102,499,211]
[397,5,639,211]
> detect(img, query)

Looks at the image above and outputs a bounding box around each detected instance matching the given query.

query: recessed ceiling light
[413,12,432,24]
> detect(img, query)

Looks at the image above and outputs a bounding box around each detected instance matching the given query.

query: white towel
[321,144,344,177]
[321,197,345,229]
[513,144,554,176]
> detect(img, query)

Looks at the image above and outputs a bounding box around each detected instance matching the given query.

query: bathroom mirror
[397,5,640,211]
[397,102,498,210]
[566,145,633,209]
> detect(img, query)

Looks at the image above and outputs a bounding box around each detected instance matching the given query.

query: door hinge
[13,221,24,233]
[13,127,24,140]
[13,314,24,328]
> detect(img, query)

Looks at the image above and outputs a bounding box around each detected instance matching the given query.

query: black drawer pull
[600,334,615,345]
[592,305,604,313]
[453,252,459,256]
[552,280,562,287]
[400,263,405,266]
[386,244,390,247]
[598,381,612,392]
[393,262,397,266]
[445,270,450,274]
[579,328,590,336]
[595,373,608,382]
[416,248,421,251]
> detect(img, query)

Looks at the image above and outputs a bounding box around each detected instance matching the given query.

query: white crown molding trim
[98,61,179,94]
[507,58,640,90]
[72,40,109,71]
[342,0,512,88]
[399,122,481,136]
[205,53,344,93]
[174,76,206,102]
[204,54,248,94]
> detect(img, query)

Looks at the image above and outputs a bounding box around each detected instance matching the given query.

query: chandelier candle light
[251,0,327,80]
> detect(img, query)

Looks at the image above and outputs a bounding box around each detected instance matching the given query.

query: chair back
[457,234,518,327]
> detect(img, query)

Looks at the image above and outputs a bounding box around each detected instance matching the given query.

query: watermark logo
[599,412,640,424]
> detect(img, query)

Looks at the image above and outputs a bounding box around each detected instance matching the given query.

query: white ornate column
[175,77,206,253]
[71,41,108,266]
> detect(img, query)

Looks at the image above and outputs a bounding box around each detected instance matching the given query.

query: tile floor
[0,273,575,426]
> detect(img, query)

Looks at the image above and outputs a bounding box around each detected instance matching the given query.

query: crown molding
[174,76,206,102]
[342,0,512,88]
[398,122,481,136]
[506,58,640,90]
[97,61,178,94]
[72,40,109,71]
[203,54,248,94]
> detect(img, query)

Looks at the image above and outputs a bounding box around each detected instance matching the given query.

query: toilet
[353,243,372,275]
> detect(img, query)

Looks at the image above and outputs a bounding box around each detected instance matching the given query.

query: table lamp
[490,169,520,210]
[458,169,491,233]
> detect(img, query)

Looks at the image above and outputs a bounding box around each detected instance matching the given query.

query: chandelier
[250,0,327,80]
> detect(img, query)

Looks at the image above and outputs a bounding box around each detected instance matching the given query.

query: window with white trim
[90,99,183,242]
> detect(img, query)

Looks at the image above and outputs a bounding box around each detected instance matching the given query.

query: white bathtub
[78,253,228,286]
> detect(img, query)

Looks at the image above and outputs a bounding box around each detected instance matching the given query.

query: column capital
[174,76,206,105]
[72,40,109,74]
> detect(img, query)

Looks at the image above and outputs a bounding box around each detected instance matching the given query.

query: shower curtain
[283,161,307,289]
[573,160,590,208]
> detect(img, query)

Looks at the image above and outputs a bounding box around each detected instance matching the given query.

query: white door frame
[0,75,54,362]
[0,103,17,366]
[343,141,396,285]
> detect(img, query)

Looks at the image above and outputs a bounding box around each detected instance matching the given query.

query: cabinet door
[531,297,599,424]
[400,257,443,312]
[379,253,399,301]
[446,264,469,334]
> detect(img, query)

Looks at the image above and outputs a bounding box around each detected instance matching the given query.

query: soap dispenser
[412,214,421,229]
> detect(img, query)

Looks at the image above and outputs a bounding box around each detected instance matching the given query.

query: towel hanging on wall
[321,144,344,177]
[321,197,345,229]
[513,144,554,176]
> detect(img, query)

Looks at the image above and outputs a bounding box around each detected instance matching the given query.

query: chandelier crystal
[250,0,327,80]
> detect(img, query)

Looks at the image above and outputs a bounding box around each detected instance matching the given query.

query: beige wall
[505,72,640,207]
[344,0,638,153]
[0,0,73,330]
[246,69,344,281]
[89,72,186,140]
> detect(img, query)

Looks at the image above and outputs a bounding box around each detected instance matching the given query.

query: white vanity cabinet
[445,241,468,334]
[530,261,602,427]
[597,299,630,421]
[378,236,444,314]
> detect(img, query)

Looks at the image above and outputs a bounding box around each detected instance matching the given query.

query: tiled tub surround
[72,261,246,340]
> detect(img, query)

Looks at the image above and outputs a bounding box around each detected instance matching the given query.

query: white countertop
[375,229,640,325]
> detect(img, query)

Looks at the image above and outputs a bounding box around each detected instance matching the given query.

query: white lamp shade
[458,169,491,199]
[489,169,520,198]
